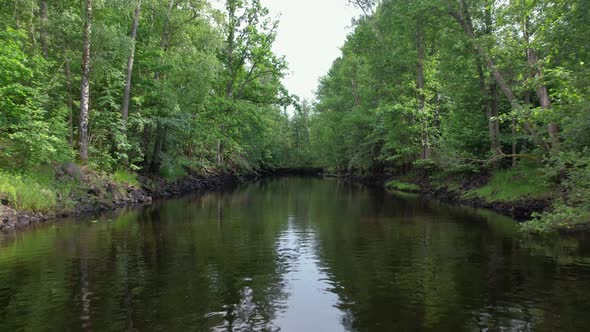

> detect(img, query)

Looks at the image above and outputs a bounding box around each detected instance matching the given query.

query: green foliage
[385,180,421,193]
[112,169,140,187]
[0,28,73,168]
[160,163,188,181]
[465,164,551,202]
[308,0,590,232]
[0,171,58,212]
[0,0,588,234]
[523,153,590,233]
[0,0,295,179]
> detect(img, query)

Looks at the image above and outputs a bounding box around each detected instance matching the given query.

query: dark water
[1,178,590,331]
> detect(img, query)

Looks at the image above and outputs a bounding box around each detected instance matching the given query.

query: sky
[213,0,362,102]
[259,0,361,101]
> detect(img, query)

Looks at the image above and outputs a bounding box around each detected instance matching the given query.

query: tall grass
[113,169,140,187]
[466,165,552,202]
[0,172,57,212]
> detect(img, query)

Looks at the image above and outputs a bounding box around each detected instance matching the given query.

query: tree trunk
[216,139,224,166]
[523,16,559,151]
[150,121,164,173]
[121,0,142,122]
[449,1,548,151]
[78,0,93,162]
[142,125,152,170]
[217,1,238,167]
[416,25,430,159]
[483,0,500,155]
[39,0,48,57]
[491,81,500,148]
[351,78,361,106]
[65,53,74,146]
[154,0,174,81]
[476,60,501,154]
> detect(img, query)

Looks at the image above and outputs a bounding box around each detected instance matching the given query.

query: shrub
[522,153,590,233]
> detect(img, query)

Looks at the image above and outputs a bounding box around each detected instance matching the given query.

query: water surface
[1,178,590,331]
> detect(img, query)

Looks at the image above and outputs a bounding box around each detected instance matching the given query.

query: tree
[78,0,93,162]
[120,0,142,122]
[215,0,287,167]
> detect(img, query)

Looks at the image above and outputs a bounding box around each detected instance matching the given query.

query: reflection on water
[273,218,344,331]
[1,178,590,331]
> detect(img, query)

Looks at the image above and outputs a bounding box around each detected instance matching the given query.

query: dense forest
[310,0,590,232]
[0,0,304,173]
[0,0,588,232]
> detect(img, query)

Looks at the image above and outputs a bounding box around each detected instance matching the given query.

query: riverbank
[0,164,243,232]
[0,165,325,232]
[343,167,557,224]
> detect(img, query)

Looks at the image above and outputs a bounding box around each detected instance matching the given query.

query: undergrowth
[0,171,58,212]
[113,169,140,187]
[465,164,552,202]
[522,153,590,233]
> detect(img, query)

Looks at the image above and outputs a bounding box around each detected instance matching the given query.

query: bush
[522,153,590,233]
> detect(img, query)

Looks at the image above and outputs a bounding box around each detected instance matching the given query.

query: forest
[0,0,589,232]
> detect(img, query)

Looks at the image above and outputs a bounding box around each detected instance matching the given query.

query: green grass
[466,166,552,202]
[113,169,140,187]
[0,171,57,212]
[385,180,421,193]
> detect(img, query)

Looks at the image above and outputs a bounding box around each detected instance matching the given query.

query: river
[1,177,590,331]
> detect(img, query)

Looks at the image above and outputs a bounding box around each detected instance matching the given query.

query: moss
[385,180,421,193]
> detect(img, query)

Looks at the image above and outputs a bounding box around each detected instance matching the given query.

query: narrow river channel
[1,177,590,331]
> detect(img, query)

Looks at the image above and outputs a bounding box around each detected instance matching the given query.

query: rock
[61,162,87,181]
[0,204,18,231]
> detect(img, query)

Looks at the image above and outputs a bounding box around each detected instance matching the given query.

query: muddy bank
[0,172,239,232]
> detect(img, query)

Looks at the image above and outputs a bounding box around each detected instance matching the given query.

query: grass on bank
[465,166,552,202]
[0,167,141,214]
[113,169,140,187]
[385,180,421,193]
[0,171,58,212]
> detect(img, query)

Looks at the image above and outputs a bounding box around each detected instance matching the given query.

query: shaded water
[1,178,590,331]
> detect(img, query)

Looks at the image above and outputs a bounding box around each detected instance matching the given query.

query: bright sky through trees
[259,0,361,101]
[211,0,360,101]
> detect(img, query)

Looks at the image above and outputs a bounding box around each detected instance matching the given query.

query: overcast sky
[213,0,361,102]
[259,0,361,101]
